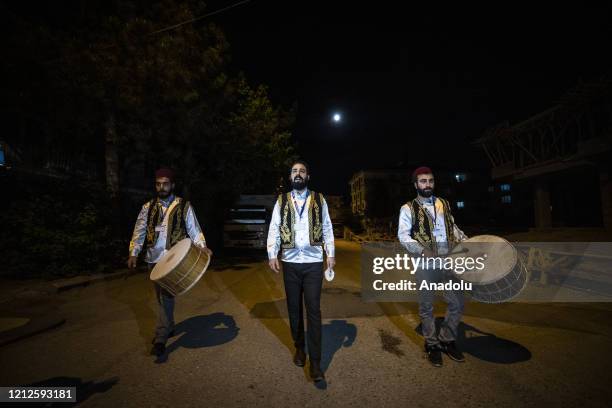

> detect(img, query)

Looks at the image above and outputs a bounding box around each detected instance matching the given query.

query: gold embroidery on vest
[167,199,188,249]
[146,198,189,250]
[407,200,431,250]
[309,193,323,245]
[413,201,433,249]
[439,198,456,245]
[409,198,456,250]
[280,193,296,248]
[146,200,162,247]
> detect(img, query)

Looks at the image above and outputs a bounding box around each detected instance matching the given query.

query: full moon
[333,113,341,123]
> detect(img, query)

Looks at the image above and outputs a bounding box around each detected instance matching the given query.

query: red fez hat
[412,166,433,181]
[155,168,174,181]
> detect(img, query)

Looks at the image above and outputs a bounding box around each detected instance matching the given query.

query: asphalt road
[1,240,612,407]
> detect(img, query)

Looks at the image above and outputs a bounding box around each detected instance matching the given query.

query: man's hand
[326,256,336,271]
[127,256,138,269]
[269,258,280,274]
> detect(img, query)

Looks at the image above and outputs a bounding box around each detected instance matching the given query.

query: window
[456,201,465,209]
[455,173,467,182]
[501,195,511,204]
[500,183,511,192]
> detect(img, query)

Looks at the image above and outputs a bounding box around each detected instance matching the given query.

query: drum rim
[457,234,518,285]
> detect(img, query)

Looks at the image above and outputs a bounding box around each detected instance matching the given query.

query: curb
[0,269,146,347]
[51,268,147,293]
[0,316,66,347]
[0,269,148,305]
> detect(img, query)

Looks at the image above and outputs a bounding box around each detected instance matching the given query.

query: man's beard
[291,177,307,191]
[417,187,434,198]
[157,190,172,199]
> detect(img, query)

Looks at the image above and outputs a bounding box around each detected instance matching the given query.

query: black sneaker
[150,342,166,357]
[425,344,443,367]
[293,348,306,367]
[441,341,465,362]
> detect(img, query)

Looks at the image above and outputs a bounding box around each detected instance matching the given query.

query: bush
[0,174,124,278]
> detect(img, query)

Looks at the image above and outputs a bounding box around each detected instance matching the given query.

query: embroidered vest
[408,197,456,250]
[278,191,324,249]
[145,197,189,250]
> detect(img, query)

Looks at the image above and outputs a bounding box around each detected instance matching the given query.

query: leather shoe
[151,330,175,344]
[293,348,306,367]
[150,342,166,357]
[309,361,325,382]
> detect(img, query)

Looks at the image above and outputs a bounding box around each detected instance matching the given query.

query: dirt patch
[378,329,404,356]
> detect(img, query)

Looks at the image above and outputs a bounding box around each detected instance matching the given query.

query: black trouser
[282,261,324,362]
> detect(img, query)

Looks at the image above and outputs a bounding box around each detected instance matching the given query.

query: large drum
[452,235,527,303]
[150,238,211,296]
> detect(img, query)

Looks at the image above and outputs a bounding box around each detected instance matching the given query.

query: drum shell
[150,240,211,296]
[450,235,527,303]
[468,258,528,303]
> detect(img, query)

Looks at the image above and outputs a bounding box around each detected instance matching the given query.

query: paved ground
[1,240,612,407]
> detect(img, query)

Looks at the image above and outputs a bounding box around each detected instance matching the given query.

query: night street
[2,240,611,407]
[3,2,612,407]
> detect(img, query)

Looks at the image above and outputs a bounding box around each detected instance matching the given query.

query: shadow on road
[304,319,357,390]
[25,376,118,406]
[415,317,531,364]
[103,275,156,350]
[320,319,357,372]
[457,321,532,363]
[163,312,239,358]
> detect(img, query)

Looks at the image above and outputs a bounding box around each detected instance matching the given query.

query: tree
[2,0,297,257]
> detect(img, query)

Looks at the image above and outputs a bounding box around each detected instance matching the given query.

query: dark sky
[209,2,612,194]
[6,1,610,195]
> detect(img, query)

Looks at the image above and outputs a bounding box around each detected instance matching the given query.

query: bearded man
[267,160,335,382]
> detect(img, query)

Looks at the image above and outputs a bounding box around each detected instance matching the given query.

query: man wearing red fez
[398,166,468,367]
[128,168,212,357]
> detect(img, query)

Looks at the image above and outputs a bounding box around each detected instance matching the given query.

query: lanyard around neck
[419,196,437,227]
[292,190,309,220]
[158,197,175,221]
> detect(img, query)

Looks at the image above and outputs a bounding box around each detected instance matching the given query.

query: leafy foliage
[0,176,123,277]
[2,1,296,276]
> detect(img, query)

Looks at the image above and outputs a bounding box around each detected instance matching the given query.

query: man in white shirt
[398,166,467,367]
[127,168,212,357]
[267,161,335,382]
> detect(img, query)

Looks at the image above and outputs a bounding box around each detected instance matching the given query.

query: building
[349,168,490,232]
[475,79,612,230]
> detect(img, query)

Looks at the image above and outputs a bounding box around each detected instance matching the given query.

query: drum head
[456,235,517,285]
[150,238,193,281]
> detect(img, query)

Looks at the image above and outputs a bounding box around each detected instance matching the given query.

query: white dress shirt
[267,188,335,263]
[398,196,467,255]
[129,195,206,263]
